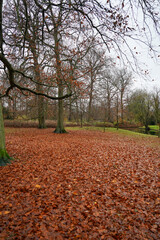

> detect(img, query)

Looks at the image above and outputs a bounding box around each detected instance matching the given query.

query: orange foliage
[0,129,159,239]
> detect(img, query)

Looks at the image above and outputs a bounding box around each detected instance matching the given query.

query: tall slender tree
[113,68,132,123]
[84,48,106,122]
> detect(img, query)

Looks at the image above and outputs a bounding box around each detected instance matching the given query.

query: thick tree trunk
[0,100,11,166]
[36,68,45,129]
[68,61,73,122]
[54,84,66,133]
[30,39,45,129]
[54,23,66,133]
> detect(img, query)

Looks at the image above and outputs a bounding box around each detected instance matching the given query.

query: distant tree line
[2,64,160,135]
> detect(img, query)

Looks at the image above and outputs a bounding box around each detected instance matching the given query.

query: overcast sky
[126,39,160,92]
[108,0,160,92]
[129,32,160,91]
[2,0,160,93]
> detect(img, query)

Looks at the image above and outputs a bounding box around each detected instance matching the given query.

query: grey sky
[113,1,160,92]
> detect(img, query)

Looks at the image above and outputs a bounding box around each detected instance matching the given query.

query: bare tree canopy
[0,0,159,99]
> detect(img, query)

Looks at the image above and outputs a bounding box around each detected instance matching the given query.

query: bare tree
[1,0,160,98]
[83,48,106,122]
[113,68,132,123]
[100,69,117,123]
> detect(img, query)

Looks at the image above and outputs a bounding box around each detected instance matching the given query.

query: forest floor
[0,128,160,240]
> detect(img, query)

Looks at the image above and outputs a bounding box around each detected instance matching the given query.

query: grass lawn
[66,126,158,137]
[140,125,159,130]
[149,125,160,130]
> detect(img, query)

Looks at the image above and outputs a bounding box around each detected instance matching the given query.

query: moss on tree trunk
[54,127,67,133]
[0,100,11,166]
[0,149,11,166]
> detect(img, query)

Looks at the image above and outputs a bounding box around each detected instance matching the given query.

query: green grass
[66,126,157,138]
[149,125,159,130]
[141,125,159,130]
[66,126,112,132]
[5,125,159,138]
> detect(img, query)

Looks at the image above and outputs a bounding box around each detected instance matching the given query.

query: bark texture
[54,85,67,133]
[53,16,66,134]
[0,100,11,166]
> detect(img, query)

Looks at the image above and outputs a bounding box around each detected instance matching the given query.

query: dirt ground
[0,128,160,239]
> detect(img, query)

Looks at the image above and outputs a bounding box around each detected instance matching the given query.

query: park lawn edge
[66,126,158,137]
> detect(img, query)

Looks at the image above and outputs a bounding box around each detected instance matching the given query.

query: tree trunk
[54,23,66,133]
[103,107,107,132]
[158,125,160,138]
[54,84,66,133]
[107,93,111,122]
[80,111,83,128]
[145,124,149,134]
[116,94,119,130]
[13,97,16,119]
[144,101,150,134]
[0,100,11,166]
[76,100,79,124]
[144,117,149,134]
[68,96,72,122]
[30,39,45,129]
[68,60,73,122]
[35,66,45,129]
[38,95,45,129]
[88,71,94,122]
[120,91,124,123]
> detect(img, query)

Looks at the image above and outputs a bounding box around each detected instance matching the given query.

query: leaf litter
[0,128,160,239]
